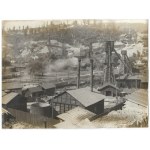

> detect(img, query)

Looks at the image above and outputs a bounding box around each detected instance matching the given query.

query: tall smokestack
[104,41,114,84]
[77,58,81,89]
[121,50,127,74]
[90,58,94,92]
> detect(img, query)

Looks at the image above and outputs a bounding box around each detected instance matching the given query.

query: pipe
[77,58,81,89]
[90,58,93,92]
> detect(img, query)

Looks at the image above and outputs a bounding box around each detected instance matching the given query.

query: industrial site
[2,20,148,128]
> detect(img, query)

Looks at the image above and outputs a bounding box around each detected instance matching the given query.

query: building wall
[4,95,27,111]
[86,100,104,114]
[53,92,104,115]
[44,88,55,96]
[53,92,83,114]
[117,79,141,88]
[141,82,148,89]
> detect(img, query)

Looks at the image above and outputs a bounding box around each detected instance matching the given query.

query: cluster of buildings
[2,40,148,128]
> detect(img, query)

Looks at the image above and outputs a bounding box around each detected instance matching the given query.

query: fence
[7,108,59,128]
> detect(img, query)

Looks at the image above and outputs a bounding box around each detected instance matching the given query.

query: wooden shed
[98,83,120,97]
[2,92,27,111]
[52,87,105,115]
[41,83,56,96]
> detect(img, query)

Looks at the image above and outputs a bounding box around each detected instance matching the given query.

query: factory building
[98,83,120,96]
[41,83,56,96]
[116,74,141,89]
[52,87,105,115]
[2,92,27,111]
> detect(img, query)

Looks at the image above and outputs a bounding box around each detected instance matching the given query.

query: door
[106,91,111,96]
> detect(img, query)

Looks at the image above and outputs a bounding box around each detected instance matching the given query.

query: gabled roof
[28,86,43,93]
[41,83,56,89]
[57,106,95,124]
[98,83,120,91]
[116,74,142,80]
[116,74,128,80]
[66,87,105,107]
[2,92,19,105]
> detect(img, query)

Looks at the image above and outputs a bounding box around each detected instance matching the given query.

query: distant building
[22,86,43,102]
[116,74,141,89]
[2,92,27,111]
[2,83,23,94]
[52,87,105,115]
[140,76,148,89]
[13,64,26,72]
[41,83,56,96]
[98,83,120,96]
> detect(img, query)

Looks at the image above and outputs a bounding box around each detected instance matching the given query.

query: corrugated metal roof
[67,87,105,107]
[2,108,10,115]
[41,83,56,89]
[77,118,95,128]
[128,75,141,80]
[2,91,7,97]
[2,82,23,90]
[125,89,148,107]
[2,92,19,105]
[122,88,136,94]
[54,121,78,128]
[54,118,95,129]
[57,106,95,124]
[98,83,120,91]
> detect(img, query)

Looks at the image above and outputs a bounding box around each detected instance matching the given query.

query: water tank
[30,102,58,118]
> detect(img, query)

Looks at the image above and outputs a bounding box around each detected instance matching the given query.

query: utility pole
[51,98,53,119]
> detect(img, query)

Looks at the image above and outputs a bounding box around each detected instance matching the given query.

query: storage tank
[30,102,58,118]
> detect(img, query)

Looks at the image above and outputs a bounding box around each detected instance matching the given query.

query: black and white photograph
[2,20,148,128]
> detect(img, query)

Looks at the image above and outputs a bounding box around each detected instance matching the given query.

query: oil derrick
[104,41,114,84]
[121,50,128,74]
[121,50,132,74]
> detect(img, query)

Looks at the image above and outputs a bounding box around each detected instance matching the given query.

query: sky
[2,20,148,30]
